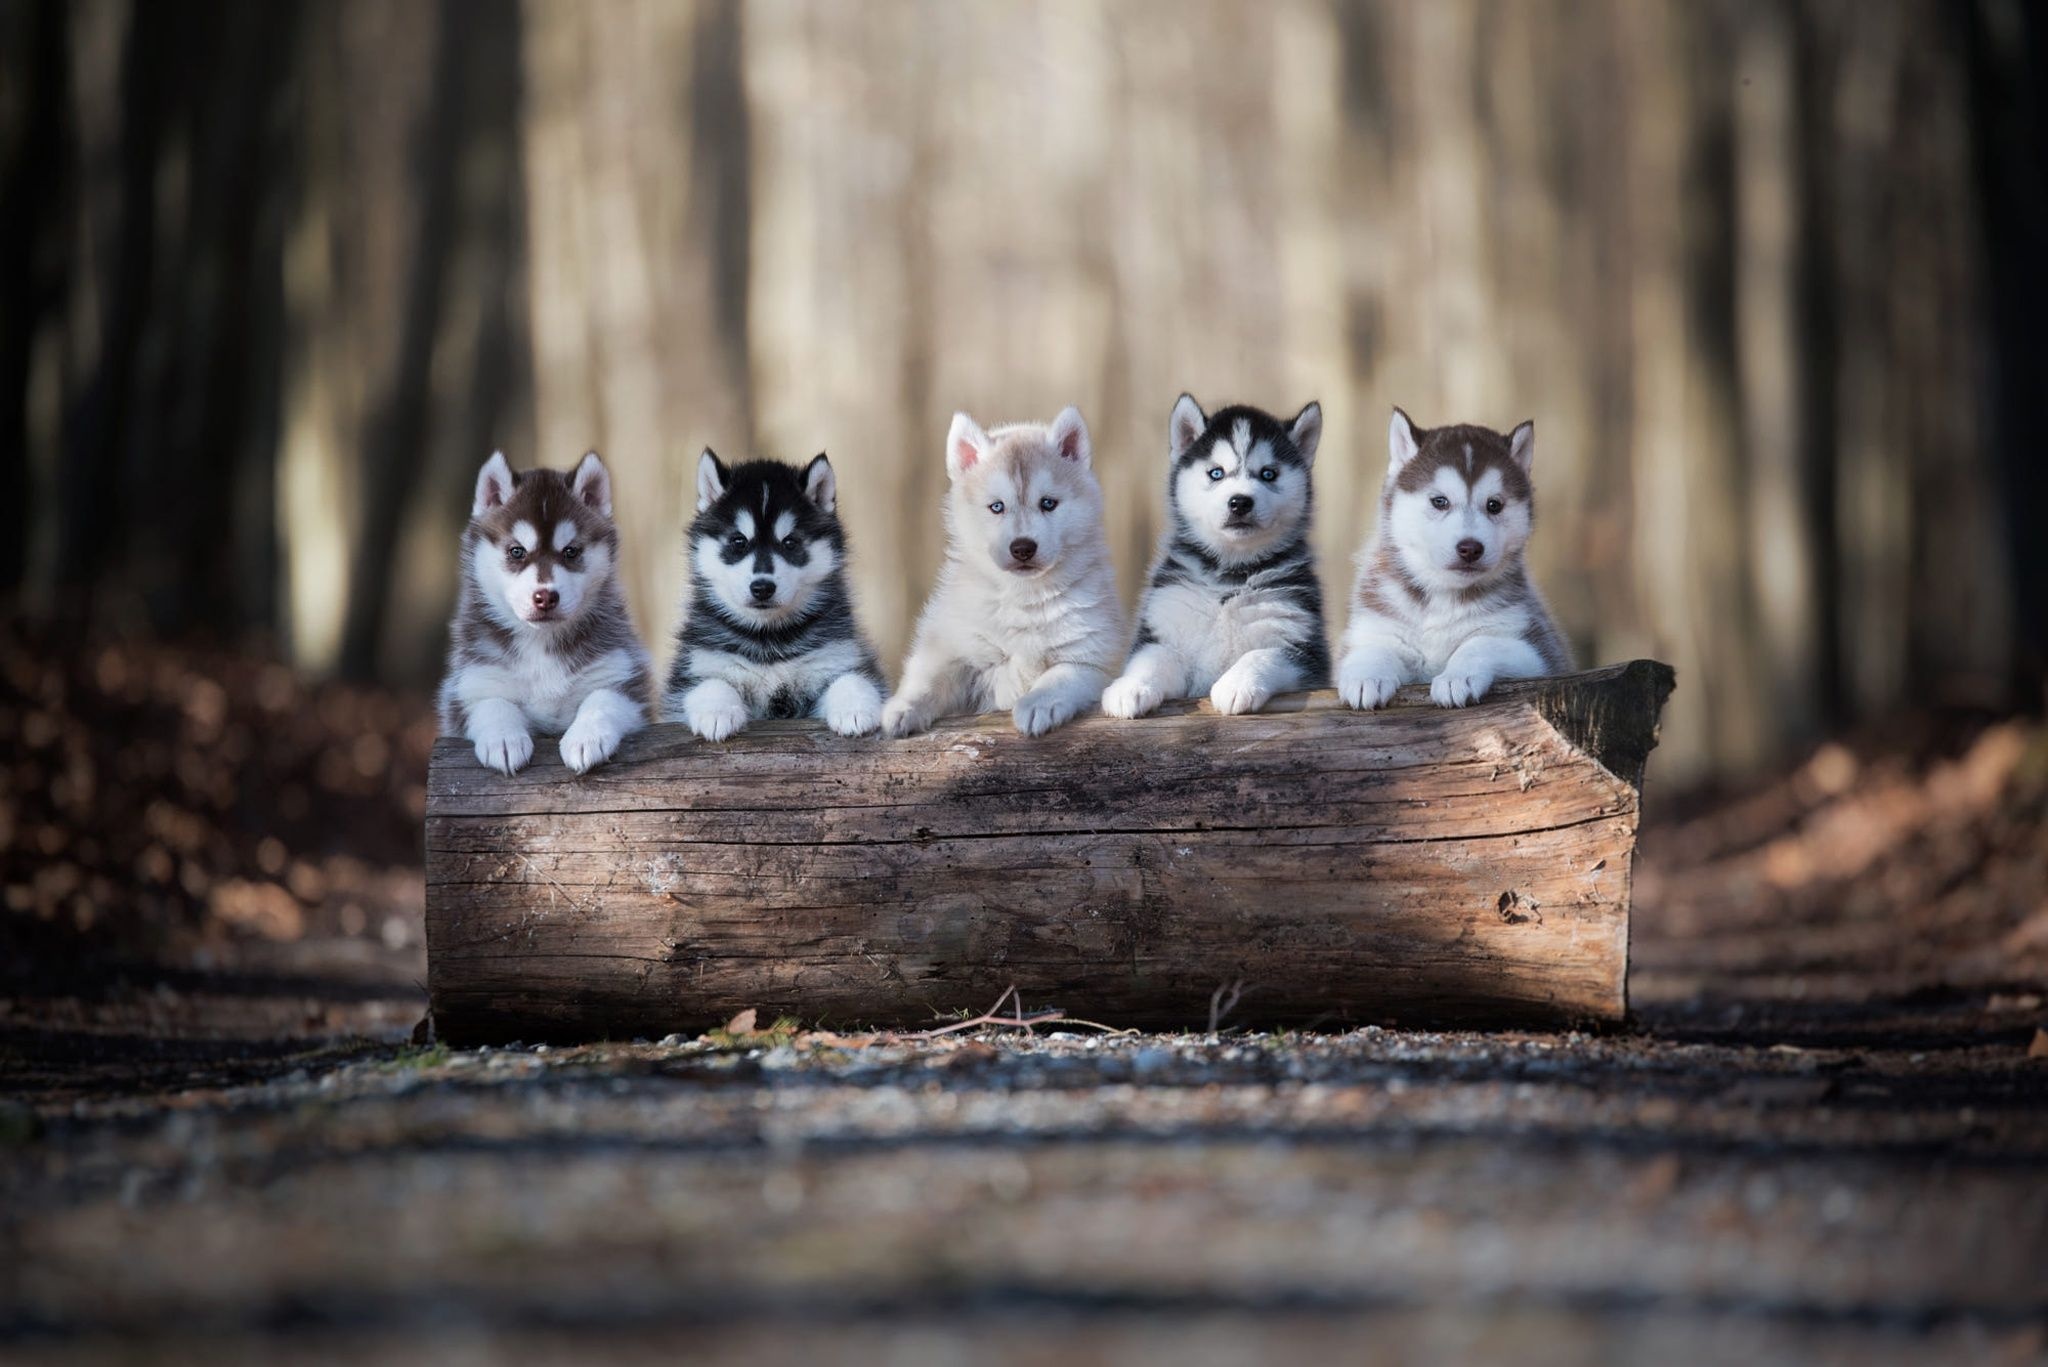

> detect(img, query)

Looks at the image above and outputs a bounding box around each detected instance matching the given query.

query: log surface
[425,660,1675,1042]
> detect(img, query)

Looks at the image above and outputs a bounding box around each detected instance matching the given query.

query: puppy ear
[946,412,988,480]
[1288,401,1323,469]
[1048,405,1092,467]
[696,449,730,513]
[803,452,837,514]
[1168,393,1206,460]
[571,450,612,517]
[1507,420,1535,474]
[1388,408,1421,473]
[473,452,515,518]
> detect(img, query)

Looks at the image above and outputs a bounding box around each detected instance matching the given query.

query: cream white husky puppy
[882,406,1124,737]
[1337,409,1571,710]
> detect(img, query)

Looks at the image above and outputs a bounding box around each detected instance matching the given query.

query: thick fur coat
[1337,410,1571,710]
[883,406,1124,738]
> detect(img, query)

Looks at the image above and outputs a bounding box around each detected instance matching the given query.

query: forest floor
[3,630,2046,1365]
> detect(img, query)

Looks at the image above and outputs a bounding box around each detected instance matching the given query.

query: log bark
[425,660,1675,1043]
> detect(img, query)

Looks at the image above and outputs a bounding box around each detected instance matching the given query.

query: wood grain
[425,660,1675,1042]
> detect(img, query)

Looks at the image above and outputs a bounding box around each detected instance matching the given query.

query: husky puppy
[1336,409,1571,710]
[1103,394,1328,718]
[438,451,651,774]
[882,406,1123,738]
[661,451,885,741]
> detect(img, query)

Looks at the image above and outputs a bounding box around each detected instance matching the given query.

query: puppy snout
[1456,538,1486,564]
[531,586,559,612]
[1009,537,1038,564]
[748,578,777,603]
[1227,494,1254,516]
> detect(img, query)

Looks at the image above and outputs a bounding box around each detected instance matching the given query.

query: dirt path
[3,640,2045,1362]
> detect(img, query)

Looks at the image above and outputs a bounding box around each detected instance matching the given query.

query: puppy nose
[532,587,559,611]
[1227,494,1254,515]
[1009,538,1037,563]
[748,578,776,602]
[1456,538,1485,564]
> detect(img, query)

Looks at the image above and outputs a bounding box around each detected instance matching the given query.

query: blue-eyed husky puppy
[438,451,651,774]
[1103,394,1329,717]
[1337,409,1571,709]
[882,406,1124,738]
[662,451,886,741]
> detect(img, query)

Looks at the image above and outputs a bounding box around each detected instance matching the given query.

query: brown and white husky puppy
[437,451,651,773]
[882,406,1124,738]
[1337,410,1571,710]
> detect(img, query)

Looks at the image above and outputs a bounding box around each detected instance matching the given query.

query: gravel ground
[3,638,2045,1363]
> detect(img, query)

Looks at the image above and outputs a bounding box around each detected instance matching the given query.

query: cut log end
[426,661,1674,1043]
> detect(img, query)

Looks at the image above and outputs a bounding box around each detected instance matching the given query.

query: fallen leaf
[724,1008,757,1035]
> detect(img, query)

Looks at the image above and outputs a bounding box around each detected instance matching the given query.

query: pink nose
[532,587,559,612]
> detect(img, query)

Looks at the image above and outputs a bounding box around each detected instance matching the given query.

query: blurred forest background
[3,0,2045,784]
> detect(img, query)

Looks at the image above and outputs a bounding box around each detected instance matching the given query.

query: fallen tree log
[425,660,1675,1042]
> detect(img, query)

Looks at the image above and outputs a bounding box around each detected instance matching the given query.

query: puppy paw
[1013,692,1076,737]
[881,696,932,739]
[1429,668,1494,708]
[685,700,750,742]
[1101,674,1163,719]
[473,724,534,775]
[1337,659,1402,710]
[559,716,624,774]
[824,692,882,738]
[1209,667,1271,716]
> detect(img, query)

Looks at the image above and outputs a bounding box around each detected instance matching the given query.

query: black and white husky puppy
[1336,409,1571,710]
[661,450,885,741]
[438,451,651,774]
[1102,394,1330,718]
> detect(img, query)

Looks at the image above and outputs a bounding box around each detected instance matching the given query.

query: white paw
[473,724,534,775]
[1209,669,1271,716]
[825,694,881,737]
[881,697,931,738]
[559,716,624,774]
[1338,660,1402,710]
[1101,674,1163,719]
[1013,692,1075,737]
[1430,669,1494,708]
[686,700,750,742]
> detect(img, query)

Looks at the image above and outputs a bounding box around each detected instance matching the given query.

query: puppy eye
[1485,498,1504,516]
[1207,467,1225,482]
[562,545,581,562]
[781,534,801,551]
[1258,468,1278,482]
[725,532,747,549]
[507,543,526,561]
[988,500,1005,515]
[1429,495,1450,511]
[1039,496,1059,512]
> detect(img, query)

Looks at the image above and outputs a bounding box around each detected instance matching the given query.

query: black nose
[532,587,559,611]
[1009,538,1037,563]
[749,578,776,602]
[1227,494,1254,516]
[1456,538,1485,564]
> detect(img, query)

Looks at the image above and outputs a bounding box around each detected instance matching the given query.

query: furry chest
[1410,598,1533,674]
[1147,581,1316,686]
[692,640,861,715]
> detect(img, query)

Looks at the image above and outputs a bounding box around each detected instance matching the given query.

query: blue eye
[1258,468,1278,482]
[987,500,1005,515]
[1430,494,1450,511]
[1039,496,1059,512]
[1207,467,1225,481]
